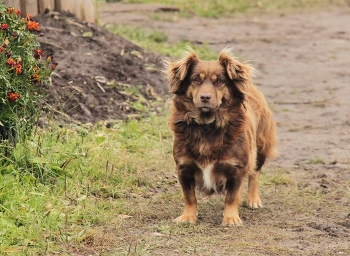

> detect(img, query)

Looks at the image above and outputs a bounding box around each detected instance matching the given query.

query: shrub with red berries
[0,3,57,147]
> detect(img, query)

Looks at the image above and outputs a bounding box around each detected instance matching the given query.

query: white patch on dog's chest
[201,164,215,191]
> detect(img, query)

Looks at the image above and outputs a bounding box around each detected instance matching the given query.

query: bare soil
[96,3,350,255]
[36,11,167,124]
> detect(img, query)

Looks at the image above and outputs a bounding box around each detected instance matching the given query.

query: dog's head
[165,48,253,115]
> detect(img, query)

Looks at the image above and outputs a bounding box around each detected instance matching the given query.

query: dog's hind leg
[246,151,266,208]
[247,171,263,208]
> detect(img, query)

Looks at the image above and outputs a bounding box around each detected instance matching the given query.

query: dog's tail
[257,109,279,161]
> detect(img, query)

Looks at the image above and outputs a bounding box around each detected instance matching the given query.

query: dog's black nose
[200,94,211,103]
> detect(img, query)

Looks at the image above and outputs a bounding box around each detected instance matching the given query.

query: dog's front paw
[246,195,263,209]
[222,215,243,227]
[174,214,197,224]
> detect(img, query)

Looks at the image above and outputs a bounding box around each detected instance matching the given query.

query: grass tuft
[106,24,218,60]
[307,156,324,164]
[262,168,294,186]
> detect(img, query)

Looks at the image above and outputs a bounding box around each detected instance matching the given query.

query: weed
[151,13,178,22]
[262,168,293,186]
[307,156,324,164]
[288,124,316,132]
[311,98,328,108]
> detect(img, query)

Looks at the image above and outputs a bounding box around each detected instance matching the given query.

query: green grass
[102,0,348,17]
[105,24,218,60]
[0,113,174,254]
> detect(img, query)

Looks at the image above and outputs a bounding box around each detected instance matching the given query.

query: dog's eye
[214,78,224,86]
[192,77,201,84]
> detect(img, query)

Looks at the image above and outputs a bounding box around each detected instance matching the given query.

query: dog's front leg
[174,165,197,224]
[222,176,244,226]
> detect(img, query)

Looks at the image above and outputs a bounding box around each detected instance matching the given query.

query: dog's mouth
[198,103,216,113]
[199,106,212,112]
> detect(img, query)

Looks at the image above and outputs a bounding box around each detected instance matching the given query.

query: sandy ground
[97,3,350,255]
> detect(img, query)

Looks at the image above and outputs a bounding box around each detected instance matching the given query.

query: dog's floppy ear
[164,49,199,94]
[219,48,254,96]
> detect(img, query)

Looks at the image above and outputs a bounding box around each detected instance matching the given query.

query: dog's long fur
[165,48,277,226]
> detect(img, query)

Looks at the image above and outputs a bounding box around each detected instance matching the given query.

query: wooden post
[4,0,96,23]
[38,0,55,14]
[74,0,83,20]
[3,0,21,9]
[20,0,38,16]
[54,0,96,23]
[54,0,74,13]
[82,0,96,23]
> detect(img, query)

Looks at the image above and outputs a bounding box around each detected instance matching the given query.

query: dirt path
[98,4,350,255]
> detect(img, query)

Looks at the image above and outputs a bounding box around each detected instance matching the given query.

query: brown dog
[165,48,277,226]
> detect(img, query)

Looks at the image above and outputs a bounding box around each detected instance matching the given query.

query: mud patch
[308,222,349,238]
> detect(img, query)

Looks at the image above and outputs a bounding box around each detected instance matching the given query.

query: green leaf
[95,136,106,143]
[0,217,16,227]
[82,31,93,38]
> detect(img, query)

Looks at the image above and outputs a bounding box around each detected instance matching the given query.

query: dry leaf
[118,214,133,219]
